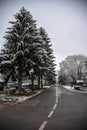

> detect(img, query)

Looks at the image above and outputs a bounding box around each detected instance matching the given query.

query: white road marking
[53,103,57,110]
[56,99,58,103]
[38,86,60,130]
[38,121,48,130]
[48,110,54,118]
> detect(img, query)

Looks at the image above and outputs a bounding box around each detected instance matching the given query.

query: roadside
[0,86,51,110]
[63,85,87,93]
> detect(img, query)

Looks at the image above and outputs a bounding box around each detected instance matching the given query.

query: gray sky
[0,0,87,69]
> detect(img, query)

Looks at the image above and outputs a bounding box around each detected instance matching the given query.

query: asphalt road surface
[0,85,87,130]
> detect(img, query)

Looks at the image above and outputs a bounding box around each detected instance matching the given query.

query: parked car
[7,82,19,89]
[22,82,32,88]
[7,82,32,90]
[82,83,87,87]
[75,80,84,86]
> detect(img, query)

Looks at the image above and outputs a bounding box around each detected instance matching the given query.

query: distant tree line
[58,54,87,85]
[0,7,56,93]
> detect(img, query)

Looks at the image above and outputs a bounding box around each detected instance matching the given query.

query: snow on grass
[63,85,74,90]
[43,86,51,88]
[63,85,87,93]
[0,86,51,103]
[0,86,50,103]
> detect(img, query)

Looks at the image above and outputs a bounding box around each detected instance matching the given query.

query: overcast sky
[0,0,87,69]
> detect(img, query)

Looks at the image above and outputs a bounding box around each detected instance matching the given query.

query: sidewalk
[63,85,87,93]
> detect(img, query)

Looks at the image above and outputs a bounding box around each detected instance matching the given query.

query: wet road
[0,85,87,130]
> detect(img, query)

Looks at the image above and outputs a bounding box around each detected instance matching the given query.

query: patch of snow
[0,86,51,103]
[0,79,4,82]
[1,60,11,65]
[63,85,87,93]
[63,85,74,90]
[43,86,50,88]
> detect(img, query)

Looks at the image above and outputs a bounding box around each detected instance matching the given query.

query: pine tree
[39,27,56,86]
[0,7,42,93]
[0,7,56,93]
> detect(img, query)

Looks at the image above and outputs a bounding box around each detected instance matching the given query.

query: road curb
[12,86,51,105]
[63,86,87,94]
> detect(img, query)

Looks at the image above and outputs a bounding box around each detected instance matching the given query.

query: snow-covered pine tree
[39,27,56,85]
[0,7,42,93]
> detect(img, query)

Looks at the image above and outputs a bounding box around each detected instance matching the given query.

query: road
[0,85,87,130]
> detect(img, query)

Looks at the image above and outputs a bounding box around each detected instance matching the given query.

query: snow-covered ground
[63,85,74,90]
[0,86,51,104]
[63,85,87,93]
[43,86,51,88]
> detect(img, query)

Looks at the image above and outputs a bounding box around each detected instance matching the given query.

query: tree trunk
[38,75,40,89]
[31,72,34,91]
[44,80,47,86]
[18,60,23,94]
[41,74,43,88]
[5,71,13,83]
